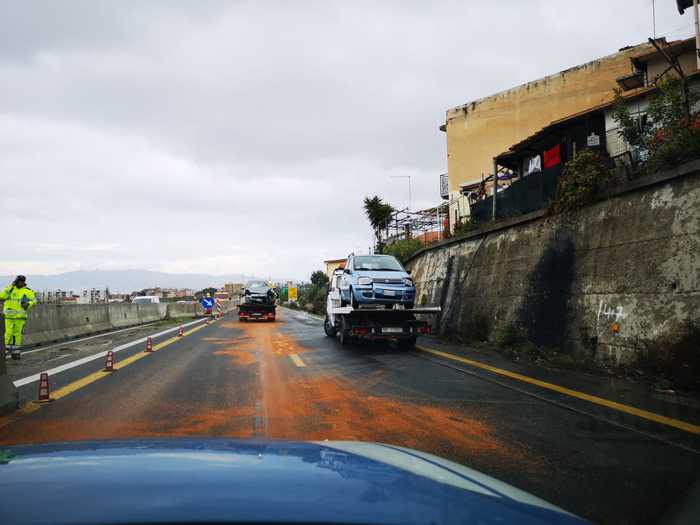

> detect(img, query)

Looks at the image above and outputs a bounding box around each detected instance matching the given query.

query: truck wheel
[239,316,246,322]
[338,317,352,346]
[339,290,348,307]
[324,316,337,337]
[398,337,417,351]
[350,287,359,309]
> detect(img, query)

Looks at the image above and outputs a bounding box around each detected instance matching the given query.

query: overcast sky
[0,1,694,280]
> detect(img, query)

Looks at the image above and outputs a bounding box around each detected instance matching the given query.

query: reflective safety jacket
[0,284,37,319]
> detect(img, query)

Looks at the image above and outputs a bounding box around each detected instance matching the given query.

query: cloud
[0,1,693,281]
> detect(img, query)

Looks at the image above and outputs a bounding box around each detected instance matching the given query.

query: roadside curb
[415,344,700,436]
[0,376,18,416]
[279,305,324,321]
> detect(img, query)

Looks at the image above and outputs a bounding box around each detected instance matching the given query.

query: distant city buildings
[224,283,243,297]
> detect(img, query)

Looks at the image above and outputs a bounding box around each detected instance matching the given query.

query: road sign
[288,286,298,302]
[440,173,449,199]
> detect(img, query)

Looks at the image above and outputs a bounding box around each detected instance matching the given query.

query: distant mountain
[0,270,283,293]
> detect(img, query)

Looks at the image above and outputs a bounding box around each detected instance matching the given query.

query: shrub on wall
[453,216,479,236]
[552,150,613,212]
[383,238,424,263]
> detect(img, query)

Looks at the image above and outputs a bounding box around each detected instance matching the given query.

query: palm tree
[363,196,395,249]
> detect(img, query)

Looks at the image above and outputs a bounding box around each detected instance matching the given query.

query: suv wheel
[350,287,359,309]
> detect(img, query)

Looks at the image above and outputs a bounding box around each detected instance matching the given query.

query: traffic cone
[178,326,184,337]
[35,372,53,403]
[104,350,115,372]
[145,337,153,352]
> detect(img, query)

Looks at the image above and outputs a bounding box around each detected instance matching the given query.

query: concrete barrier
[108,302,143,328]
[23,303,171,347]
[166,302,198,319]
[20,299,238,348]
[25,304,113,346]
[136,304,166,324]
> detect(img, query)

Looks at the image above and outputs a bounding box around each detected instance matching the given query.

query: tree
[310,270,329,289]
[612,77,700,175]
[298,270,329,315]
[363,196,395,250]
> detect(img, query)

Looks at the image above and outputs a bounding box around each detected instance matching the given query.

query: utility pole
[677,0,700,69]
[436,204,441,241]
[694,0,700,69]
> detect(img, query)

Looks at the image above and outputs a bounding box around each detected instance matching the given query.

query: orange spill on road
[0,406,256,445]
[160,406,256,437]
[0,308,542,475]
[213,347,257,366]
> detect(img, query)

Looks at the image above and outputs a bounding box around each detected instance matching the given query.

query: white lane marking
[19,322,159,356]
[289,354,306,367]
[13,318,207,387]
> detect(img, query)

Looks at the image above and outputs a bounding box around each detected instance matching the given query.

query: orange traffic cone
[35,372,53,403]
[104,350,115,371]
[145,337,153,352]
[178,326,184,337]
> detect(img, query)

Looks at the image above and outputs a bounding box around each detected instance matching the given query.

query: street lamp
[390,176,412,212]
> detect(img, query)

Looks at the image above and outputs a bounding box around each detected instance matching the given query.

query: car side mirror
[406,269,412,275]
[344,269,351,274]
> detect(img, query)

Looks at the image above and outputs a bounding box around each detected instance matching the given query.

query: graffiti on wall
[597,301,626,323]
[597,301,627,334]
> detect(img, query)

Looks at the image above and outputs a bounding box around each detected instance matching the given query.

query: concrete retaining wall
[406,160,700,366]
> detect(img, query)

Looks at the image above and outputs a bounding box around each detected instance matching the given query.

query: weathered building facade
[442,41,657,228]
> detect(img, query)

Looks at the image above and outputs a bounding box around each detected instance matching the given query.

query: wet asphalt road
[1,308,699,524]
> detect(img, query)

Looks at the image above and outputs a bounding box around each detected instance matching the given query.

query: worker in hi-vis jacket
[1,275,37,359]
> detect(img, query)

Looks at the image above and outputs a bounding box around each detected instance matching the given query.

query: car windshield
[354,255,404,271]
[2,4,699,525]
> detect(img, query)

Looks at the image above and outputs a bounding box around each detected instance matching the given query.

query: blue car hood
[0,439,586,525]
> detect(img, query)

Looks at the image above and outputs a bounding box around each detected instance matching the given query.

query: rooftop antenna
[652,0,657,38]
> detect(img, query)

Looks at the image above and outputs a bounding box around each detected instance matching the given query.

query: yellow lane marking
[0,321,214,430]
[417,345,700,435]
[289,354,306,368]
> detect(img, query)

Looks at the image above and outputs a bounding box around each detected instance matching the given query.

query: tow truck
[238,281,277,322]
[324,269,440,350]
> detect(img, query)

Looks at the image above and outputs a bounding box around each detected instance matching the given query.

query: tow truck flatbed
[328,305,441,316]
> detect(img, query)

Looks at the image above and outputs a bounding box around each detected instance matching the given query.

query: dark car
[0,438,587,525]
[243,280,276,305]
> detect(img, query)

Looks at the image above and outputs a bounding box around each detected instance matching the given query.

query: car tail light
[352,327,370,335]
[418,326,432,334]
